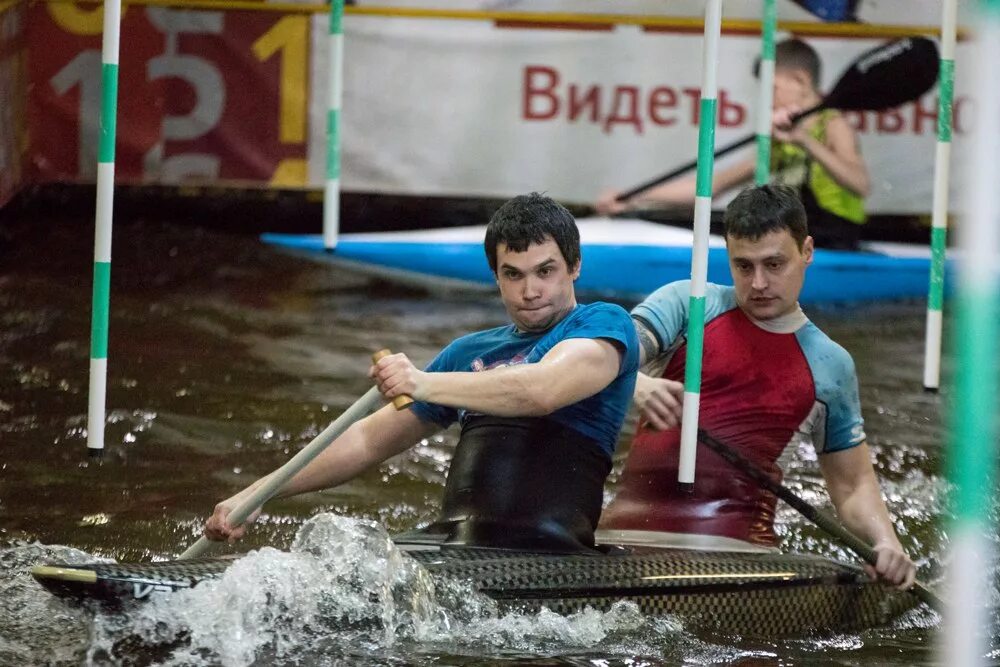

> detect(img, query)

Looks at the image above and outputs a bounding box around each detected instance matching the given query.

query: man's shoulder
[636,280,735,304]
[426,323,520,373]
[795,319,865,450]
[445,323,515,351]
[794,321,857,378]
[573,301,631,322]
[633,281,737,318]
[643,279,692,304]
[558,303,636,342]
[629,282,738,349]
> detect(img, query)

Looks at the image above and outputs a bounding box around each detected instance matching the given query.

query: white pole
[677,0,722,489]
[87,0,122,458]
[922,0,959,392]
[754,0,776,186]
[323,0,345,250]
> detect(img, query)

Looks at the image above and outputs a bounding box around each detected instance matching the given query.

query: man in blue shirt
[205,193,640,552]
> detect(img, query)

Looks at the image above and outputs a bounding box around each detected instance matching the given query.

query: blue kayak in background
[263,218,948,305]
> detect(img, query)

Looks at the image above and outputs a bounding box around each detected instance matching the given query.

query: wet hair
[754,38,821,87]
[723,184,809,249]
[484,193,581,273]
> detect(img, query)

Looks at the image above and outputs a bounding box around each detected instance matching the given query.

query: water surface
[0,216,995,665]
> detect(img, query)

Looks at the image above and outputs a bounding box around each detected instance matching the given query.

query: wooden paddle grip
[372,349,415,409]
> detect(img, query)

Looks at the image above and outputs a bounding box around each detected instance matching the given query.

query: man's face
[495,236,580,333]
[727,229,813,321]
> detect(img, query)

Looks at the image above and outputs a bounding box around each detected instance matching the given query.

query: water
[0,215,996,665]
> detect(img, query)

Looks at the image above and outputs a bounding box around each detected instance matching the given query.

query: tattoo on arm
[634,319,660,365]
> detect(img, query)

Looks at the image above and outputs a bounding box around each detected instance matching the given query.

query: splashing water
[76,514,672,666]
[0,542,110,666]
[3,220,995,665]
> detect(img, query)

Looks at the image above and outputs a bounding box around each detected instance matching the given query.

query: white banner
[309,16,975,215]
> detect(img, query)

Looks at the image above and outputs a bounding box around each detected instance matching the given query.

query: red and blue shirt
[601,281,865,546]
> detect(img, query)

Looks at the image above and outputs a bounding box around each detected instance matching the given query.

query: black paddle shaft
[696,428,945,613]
[616,37,940,203]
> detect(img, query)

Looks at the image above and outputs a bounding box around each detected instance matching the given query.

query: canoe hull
[31,544,915,637]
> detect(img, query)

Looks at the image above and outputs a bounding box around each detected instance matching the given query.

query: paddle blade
[825,37,940,112]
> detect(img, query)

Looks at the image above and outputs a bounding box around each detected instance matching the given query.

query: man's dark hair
[754,38,821,88]
[723,184,809,249]
[484,193,581,273]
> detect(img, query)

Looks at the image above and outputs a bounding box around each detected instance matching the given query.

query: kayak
[32,535,917,637]
[261,218,947,305]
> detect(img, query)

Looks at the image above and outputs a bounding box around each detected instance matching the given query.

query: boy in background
[596,39,869,250]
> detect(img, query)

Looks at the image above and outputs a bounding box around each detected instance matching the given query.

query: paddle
[696,428,945,613]
[614,37,941,204]
[178,349,413,560]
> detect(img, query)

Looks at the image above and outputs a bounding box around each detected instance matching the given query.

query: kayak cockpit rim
[595,529,779,553]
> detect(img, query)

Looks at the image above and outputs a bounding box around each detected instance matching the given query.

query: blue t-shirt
[410,302,640,457]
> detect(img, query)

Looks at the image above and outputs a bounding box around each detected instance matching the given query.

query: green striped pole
[323,0,344,250]
[922,0,958,392]
[87,0,122,458]
[678,0,723,490]
[941,1,1000,663]
[754,0,776,185]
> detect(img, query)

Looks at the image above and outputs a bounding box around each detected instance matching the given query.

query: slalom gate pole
[921,0,958,392]
[754,0,776,185]
[86,0,123,458]
[677,0,723,490]
[323,0,345,250]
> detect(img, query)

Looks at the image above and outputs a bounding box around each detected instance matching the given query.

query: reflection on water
[0,218,996,665]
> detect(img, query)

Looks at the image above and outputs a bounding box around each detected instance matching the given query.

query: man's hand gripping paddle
[179,349,413,560]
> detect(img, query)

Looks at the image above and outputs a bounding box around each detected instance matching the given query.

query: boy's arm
[777,112,870,197]
[595,159,754,215]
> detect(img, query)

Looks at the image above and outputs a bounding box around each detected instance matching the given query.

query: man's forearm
[274,421,384,497]
[223,408,428,507]
[833,482,902,549]
[219,421,382,511]
[420,365,551,417]
[418,339,621,418]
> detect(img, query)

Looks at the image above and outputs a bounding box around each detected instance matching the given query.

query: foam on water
[0,218,993,665]
[0,542,110,666]
[8,512,996,666]
[78,514,683,666]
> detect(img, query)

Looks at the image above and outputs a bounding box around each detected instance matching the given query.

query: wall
[0,0,26,208]
[20,1,969,215]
